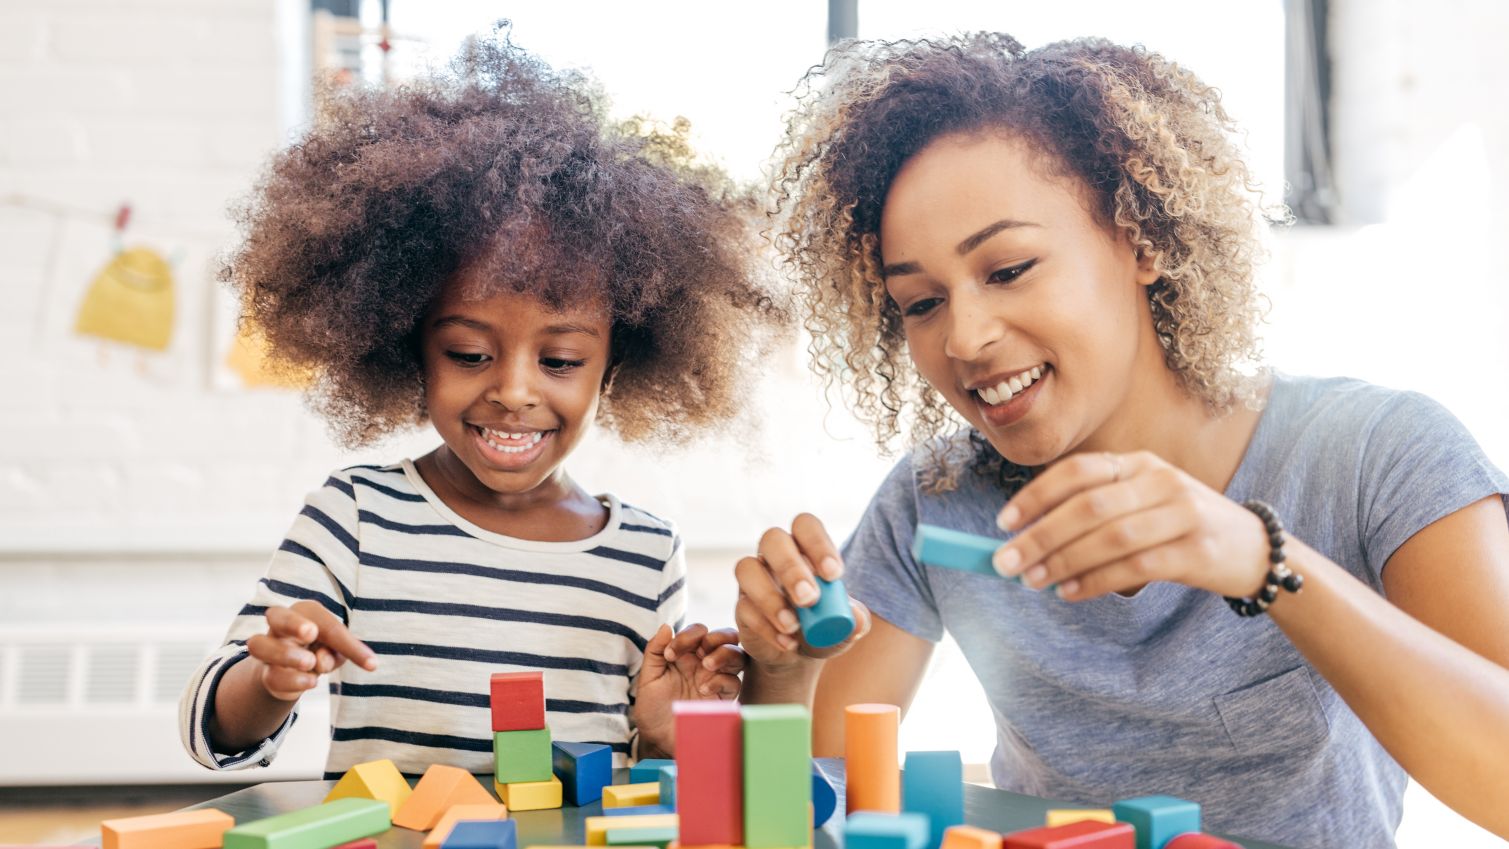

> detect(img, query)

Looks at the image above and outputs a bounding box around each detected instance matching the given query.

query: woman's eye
[542,357,586,373]
[904,298,941,318]
[989,259,1037,284]
[445,351,488,366]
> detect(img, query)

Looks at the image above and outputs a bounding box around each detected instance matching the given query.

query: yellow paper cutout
[74,246,174,351]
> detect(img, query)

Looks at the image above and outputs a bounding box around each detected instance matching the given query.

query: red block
[674,700,742,845]
[1165,835,1241,849]
[491,670,545,731]
[1002,820,1135,849]
[331,841,378,849]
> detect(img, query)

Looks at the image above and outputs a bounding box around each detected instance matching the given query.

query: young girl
[179,35,781,777]
[727,34,1509,846]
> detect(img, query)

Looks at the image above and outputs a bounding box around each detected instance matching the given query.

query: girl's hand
[991,450,1271,601]
[632,623,745,755]
[247,601,377,701]
[733,513,872,671]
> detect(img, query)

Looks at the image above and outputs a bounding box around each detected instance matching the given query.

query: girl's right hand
[247,601,378,701]
[734,513,872,671]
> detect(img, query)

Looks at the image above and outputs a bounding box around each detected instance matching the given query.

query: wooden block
[491,671,546,732]
[423,804,509,849]
[1045,811,1116,829]
[442,818,518,849]
[495,775,563,811]
[1001,821,1134,849]
[395,764,496,830]
[585,814,678,846]
[812,762,837,828]
[603,782,660,808]
[940,825,1002,849]
[101,808,234,849]
[1162,835,1239,849]
[1110,796,1200,849]
[673,701,741,845]
[222,797,390,849]
[324,758,414,815]
[845,811,929,849]
[628,758,676,783]
[902,751,963,849]
[605,825,677,848]
[602,804,675,817]
[331,841,379,849]
[741,704,810,849]
[911,524,1017,578]
[845,704,900,814]
[657,765,677,811]
[796,575,855,648]
[495,728,554,783]
[553,741,613,806]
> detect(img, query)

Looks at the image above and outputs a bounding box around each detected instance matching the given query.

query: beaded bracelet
[1225,499,1304,617]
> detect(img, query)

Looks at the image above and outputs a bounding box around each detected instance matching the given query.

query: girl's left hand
[991,450,1272,601]
[630,624,745,756]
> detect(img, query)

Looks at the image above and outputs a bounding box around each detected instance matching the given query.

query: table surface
[79,761,1293,849]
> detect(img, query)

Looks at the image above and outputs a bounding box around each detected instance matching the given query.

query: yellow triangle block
[422,803,508,849]
[1044,808,1116,827]
[394,764,497,830]
[602,782,660,808]
[324,758,413,814]
[584,813,677,845]
[495,774,563,811]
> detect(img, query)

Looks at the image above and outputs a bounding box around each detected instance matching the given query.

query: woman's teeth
[482,428,544,453]
[978,365,1045,406]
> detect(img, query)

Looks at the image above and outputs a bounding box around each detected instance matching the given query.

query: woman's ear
[1134,246,1162,287]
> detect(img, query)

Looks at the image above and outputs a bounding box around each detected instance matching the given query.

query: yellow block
[422,803,509,849]
[585,813,678,845]
[602,782,660,808]
[940,825,1002,849]
[495,774,563,811]
[324,758,413,814]
[1044,808,1117,827]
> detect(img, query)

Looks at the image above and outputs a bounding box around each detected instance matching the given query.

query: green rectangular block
[742,704,811,849]
[494,727,553,783]
[605,825,678,847]
[222,797,388,849]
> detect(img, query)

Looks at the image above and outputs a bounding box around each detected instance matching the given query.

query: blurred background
[0,0,1505,845]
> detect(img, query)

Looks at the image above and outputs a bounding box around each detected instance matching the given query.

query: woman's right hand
[247,601,377,701]
[734,513,871,671]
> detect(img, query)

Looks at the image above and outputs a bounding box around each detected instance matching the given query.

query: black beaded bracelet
[1225,499,1304,617]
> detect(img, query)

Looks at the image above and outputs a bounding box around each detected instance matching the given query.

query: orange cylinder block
[844,703,901,814]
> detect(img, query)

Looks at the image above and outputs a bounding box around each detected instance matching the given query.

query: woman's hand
[733,513,871,671]
[992,450,1271,601]
[632,624,745,756]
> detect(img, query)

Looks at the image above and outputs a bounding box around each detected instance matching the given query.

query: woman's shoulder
[1266,372,1468,444]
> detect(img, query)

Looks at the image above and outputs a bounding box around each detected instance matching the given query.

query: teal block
[602,804,674,817]
[658,764,677,811]
[494,727,553,783]
[742,704,811,849]
[845,811,929,849]
[902,751,963,849]
[797,575,855,648]
[629,757,676,783]
[222,797,389,849]
[605,825,677,848]
[1113,795,1201,849]
[911,524,1018,579]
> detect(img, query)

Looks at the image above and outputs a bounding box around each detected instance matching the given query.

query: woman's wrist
[744,655,823,706]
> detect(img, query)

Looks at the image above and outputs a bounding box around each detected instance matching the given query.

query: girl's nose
[485,358,541,410]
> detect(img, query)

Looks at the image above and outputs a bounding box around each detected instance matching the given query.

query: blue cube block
[629,757,676,783]
[797,575,856,648]
[812,761,837,828]
[602,804,675,817]
[1113,795,1201,849]
[911,524,1018,578]
[552,740,613,807]
[902,751,963,849]
[442,818,518,849]
[845,812,929,849]
[657,763,677,811]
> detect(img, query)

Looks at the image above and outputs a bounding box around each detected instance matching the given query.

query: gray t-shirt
[842,374,1508,849]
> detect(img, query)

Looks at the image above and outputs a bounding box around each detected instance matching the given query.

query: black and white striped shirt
[178,460,685,777]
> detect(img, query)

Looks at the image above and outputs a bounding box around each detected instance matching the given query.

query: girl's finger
[735,555,801,637]
[289,601,378,671]
[699,627,740,653]
[264,606,317,644]
[246,633,316,671]
[666,623,709,661]
[698,671,742,700]
[313,646,338,674]
[700,643,748,675]
[641,624,673,679]
[1023,502,1194,591]
[261,664,317,700]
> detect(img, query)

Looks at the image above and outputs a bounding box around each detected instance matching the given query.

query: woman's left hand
[991,450,1272,601]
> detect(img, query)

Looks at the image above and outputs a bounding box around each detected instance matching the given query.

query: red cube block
[1002,820,1135,849]
[1165,835,1241,849]
[491,671,546,732]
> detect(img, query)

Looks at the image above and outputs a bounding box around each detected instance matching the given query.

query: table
[79,761,1294,849]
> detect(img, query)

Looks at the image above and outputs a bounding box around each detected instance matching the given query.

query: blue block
[552,740,613,807]
[902,751,963,849]
[442,818,518,849]
[629,757,676,783]
[602,804,675,817]
[845,812,929,849]
[911,524,1018,578]
[1113,795,1201,849]
[657,763,677,811]
[797,575,856,648]
[812,761,837,827]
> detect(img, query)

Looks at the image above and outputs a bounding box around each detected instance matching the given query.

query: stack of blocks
[491,671,563,811]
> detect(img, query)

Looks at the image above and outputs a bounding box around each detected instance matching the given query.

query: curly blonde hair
[771,34,1279,489]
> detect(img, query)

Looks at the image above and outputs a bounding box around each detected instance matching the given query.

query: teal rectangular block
[911,524,1018,579]
[845,811,929,849]
[658,763,677,811]
[1113,795,1201,849]
[902,751,963,849]
[605,825,677,848]
[494,727,553,783]
[602,804,674,817]
[222,797,389,849]
[629,757,676,783]
[741,704,811,849]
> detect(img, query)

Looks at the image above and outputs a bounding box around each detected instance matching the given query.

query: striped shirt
[178,460,686,777]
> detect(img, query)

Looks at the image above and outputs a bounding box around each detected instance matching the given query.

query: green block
[606,825,678,848]
[494,727,553,783]
[742,704,811,849]
[222,797,389,849]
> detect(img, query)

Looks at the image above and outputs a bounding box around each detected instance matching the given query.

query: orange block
[421,803,508,849]
[394,764,496,830]
[101,808,234,849]
[844,703,900,813]
[942,825,1003,849]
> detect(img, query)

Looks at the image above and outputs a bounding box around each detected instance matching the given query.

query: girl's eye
[904,298,942,318]
[989,259,1037,285]
[542,357,586,373]
[446,351,488,366]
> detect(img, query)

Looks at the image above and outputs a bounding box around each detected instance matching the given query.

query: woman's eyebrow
[956,218,1040,255]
